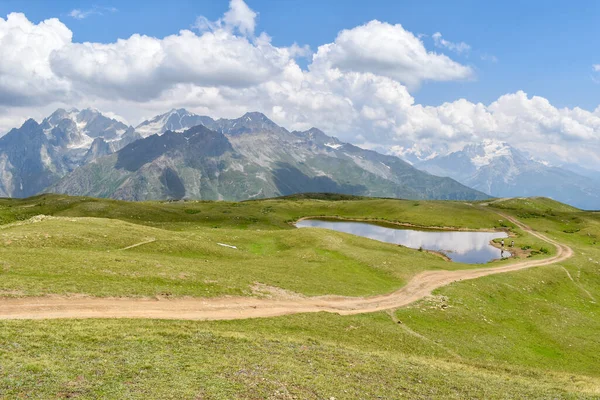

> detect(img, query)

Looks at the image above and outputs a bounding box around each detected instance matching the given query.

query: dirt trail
[0,213,573,321]
[119,238,156,251]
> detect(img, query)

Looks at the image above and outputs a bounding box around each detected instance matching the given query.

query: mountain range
[417,139,600,210]
[51,110,488,201]
[0,108,141,198]
[0,108,488,202]
[3,107,598,208]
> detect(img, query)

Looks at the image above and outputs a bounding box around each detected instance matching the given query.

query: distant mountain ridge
[49,110,489,201]
[0,108,140,197]
[5,107,600,208]
[135,109,215,137]
[417,139,600,209]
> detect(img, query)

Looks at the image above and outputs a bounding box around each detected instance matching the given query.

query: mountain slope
[51,112,489,201]
[0,108,137,197]
[135,109,216,137]
[560,163,600,182]
[418,139,600,209]
[51,125,279,201]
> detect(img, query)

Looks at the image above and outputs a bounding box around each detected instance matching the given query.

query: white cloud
[68,10,90,20]
[49,29,291,100]
[432,32,471,54]
[287,42,312,58]
[223,0,257,36]
[0,1,599,170]
[193,0,256,37]
[0,13,72,106]
[311,20,474,88]
[68,6,117,20]
[391,91,600,166]
[592,65,600,84]
[481,54,498,63]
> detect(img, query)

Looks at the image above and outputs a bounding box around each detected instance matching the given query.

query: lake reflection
[296,219,509,264]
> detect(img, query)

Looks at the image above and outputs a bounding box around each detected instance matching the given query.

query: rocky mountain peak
[417,138,600,209]
[461,139,527,169]
[240,111,270,121]
[77,108,102,123]
[134,108,215,137]
[20,118,40,130]
[0,107,487,202]
[218,111,284,136]
[292,127,341,148]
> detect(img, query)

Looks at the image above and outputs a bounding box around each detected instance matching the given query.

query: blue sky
[0,0,599,169]
[3,0,599,109]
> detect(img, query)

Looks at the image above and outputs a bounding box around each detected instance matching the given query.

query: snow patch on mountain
[417,139,600,209]
[530,157,552,167]
[135,108,203,137]
[67,136,94,150]
[391,144,439,165]
[43,108,130,150]
[470,139,513,168]
[135,109,183,137]
[40,145,53,169]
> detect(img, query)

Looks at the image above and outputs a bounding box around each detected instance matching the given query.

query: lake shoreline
[296,217,509,264]
[294,215,510,233]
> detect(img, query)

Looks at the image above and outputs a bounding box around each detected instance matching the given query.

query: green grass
[0,194,599,398]
[1,316,598,399]
[0,216,449,297]
[0,193,508,231]
[0,195,547,298]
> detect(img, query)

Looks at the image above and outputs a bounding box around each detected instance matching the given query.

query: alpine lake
[296,218,510,264]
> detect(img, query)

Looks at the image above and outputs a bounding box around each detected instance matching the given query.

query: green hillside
[0,194,598,398]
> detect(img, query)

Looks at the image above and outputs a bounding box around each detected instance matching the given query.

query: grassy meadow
[0,194,598,398]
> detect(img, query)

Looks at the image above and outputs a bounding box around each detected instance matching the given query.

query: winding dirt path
[0,213,573,321]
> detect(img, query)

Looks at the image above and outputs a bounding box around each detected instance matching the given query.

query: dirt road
[0,213,573,321]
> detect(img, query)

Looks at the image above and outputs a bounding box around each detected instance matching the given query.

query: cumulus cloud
[223,0,257,36]
[192,0,256,37]
[432,32,471,54]
[311,21,474,88]
[389,91,600,167]
[0,0,599,170]
[0,13,72,106]
[49,29,291,100]
[48,1,289,101]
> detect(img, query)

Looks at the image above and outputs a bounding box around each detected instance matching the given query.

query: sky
[0,0,599,168]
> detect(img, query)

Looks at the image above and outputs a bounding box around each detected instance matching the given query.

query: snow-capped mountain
[50,112,488,202]
[41,108,128,148]
[390,143,443,165]
[134,109,287,138]
[417,139,600,210]
[2,107,597,207]
[135,109,215,137]
[0,108,137,197]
